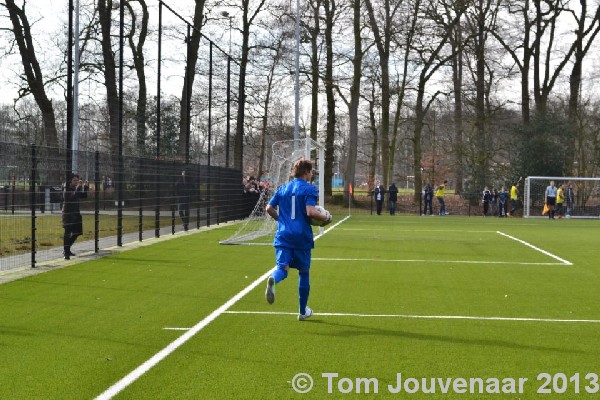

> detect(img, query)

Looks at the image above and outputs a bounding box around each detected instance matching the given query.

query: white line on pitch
[312,257,563,266]
[222,310,600,324]
[95,214,351,400]
[496,231,573,265]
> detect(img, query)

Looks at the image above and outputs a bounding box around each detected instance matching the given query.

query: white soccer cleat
[265,276,275,305]
[298,306,313,321]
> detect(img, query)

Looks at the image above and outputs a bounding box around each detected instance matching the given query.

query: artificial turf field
[1,214,599,399]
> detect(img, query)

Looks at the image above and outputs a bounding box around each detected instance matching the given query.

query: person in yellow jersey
[435,180,448,215]
[555,183,565,219]
[508,177,522,217]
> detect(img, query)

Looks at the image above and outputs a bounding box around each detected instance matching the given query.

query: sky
[2,0,600,109]
[0,0,232,105]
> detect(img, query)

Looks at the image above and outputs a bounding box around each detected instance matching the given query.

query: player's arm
[266,204,278,221]
[306,205,333,225]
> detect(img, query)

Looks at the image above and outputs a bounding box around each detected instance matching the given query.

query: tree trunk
[5,0,60,152]
[98,0,120,159]
[125,0,149,157]
[451,20,464,194]
[343,0,362,204]
[178,0,206,162]
[364,0,391,187]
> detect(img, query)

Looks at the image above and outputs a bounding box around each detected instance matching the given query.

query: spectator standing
[482,186,492,216]
[565,183,574,217]
[374,181,386,215]
[62,173,88,260]
[175,171,191,230]
[423,183,434,215]
[388,183,398,215]
[435,180,448,215]
[498,186,508,217]
[491,186,498,215]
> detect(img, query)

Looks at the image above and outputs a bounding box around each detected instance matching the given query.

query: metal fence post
[94,151,100,253]
[30,144,37,268]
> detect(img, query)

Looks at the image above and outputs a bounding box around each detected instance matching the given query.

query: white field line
[221,310,600,324]
[95,215,351,399]
[164,310,600,327]
[311,257,563,266]
[496,231,573,266]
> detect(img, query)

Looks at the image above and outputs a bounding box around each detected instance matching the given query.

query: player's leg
[297,270,312,320]
[266,247,290,304]
[295,249,312,320]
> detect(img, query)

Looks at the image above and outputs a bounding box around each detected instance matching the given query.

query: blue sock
[298,270,310,315]
[272,268,288,284]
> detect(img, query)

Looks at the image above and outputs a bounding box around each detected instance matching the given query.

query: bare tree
[232,0,267,171]
[178,0,207,162]
[364,0,403,187]
[566,0,600,174]
[322,0,336,196]
[124,0,149,157]
[2,0,59,150]
[409,0,466,201]
[97,0,120,157]
[339,0,363,203]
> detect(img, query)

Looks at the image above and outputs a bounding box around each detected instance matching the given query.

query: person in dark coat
[388,183,398,215]
[62,173,88,259]
[373,181,386,215]
[175,171,191,230]
[423,183,434,215]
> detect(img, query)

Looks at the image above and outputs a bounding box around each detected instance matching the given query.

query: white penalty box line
[313,230,572,267]
[495,231,572,266]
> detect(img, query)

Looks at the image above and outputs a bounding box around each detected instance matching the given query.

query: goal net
[524,176,600,218]
[220,138,325,245]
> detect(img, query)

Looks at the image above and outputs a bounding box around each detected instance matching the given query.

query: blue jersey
[268,178,318,250]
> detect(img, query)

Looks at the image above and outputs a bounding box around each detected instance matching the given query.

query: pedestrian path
[0,220,237,284]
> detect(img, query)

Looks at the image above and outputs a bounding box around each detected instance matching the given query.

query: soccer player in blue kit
[265,159,332,320]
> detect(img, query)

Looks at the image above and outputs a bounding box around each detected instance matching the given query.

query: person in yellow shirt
[435,180,448,215]
[509,177,522,217]
[555,183,565,219]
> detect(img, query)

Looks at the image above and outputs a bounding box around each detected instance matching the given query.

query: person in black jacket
[373,181,386,215]
[388,183,398,215]
[62,173,88,260]
[423,183,434,215]
[175,171,191,230]
[482,186,492,217]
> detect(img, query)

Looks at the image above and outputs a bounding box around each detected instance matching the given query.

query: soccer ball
[310,205,331,227]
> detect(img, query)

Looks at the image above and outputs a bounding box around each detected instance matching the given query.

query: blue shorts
[275,247,311,271]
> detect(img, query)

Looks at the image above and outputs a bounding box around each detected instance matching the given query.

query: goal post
[524,176,600,218]
[220,138,325,245]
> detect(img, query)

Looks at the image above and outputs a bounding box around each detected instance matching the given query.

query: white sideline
[95,215,350,399]
[222,310,600,324]
[496,231,573,265]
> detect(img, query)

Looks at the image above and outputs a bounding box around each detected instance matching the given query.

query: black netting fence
[0,142,257,271]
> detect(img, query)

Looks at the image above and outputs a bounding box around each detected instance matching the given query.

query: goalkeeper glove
[322,213,333,227]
